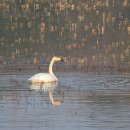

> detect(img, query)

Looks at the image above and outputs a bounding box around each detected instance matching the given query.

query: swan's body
[28,73,57,83]
[28,57,63,83]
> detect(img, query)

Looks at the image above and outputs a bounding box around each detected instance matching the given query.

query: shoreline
[0,64,129,74]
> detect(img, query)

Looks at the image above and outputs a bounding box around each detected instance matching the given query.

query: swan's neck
[49,59,54,75]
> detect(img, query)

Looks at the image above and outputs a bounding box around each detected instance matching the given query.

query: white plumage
[28,73,57,83]
[28,56,63,83]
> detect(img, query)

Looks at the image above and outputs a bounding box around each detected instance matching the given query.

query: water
[0,72,130,130]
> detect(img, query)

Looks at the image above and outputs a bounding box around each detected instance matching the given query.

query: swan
[28,56,64,83]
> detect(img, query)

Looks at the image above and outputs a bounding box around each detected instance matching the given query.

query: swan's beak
[55,57,64,62]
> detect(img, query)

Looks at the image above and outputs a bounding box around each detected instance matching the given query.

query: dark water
[0,72,130,130]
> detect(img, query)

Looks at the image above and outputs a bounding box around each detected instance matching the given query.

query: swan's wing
[28,73,55,82]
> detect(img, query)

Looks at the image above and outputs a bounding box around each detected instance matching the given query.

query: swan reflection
[29,82,62,105]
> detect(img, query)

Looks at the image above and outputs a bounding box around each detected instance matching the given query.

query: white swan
[28,56,63,83]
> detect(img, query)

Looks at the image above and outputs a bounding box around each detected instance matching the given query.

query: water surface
[0,72,130,130]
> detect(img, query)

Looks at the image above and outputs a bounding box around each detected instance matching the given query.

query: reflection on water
[29,82,58,92]
[29,82,63,105]
[0,72,130,130]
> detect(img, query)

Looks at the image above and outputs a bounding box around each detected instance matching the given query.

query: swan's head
[52,56,64,62]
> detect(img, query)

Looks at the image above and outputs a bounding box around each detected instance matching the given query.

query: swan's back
[28,73,57,83]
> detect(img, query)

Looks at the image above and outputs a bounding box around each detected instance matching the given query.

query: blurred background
[0,0,130,73]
